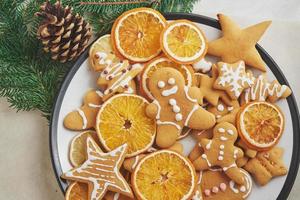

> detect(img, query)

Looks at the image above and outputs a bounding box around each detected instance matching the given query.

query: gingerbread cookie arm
[193,155,211,171]
[145,102,159,120]
[187,86,204,105]
[234,147,244,159]
[224,166,245,185]
[199,138,210,148]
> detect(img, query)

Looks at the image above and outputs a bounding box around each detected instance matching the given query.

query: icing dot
[217,104,225,112]
[220,136,228,141]
[227,106,234,111]
[173,105,180,113]
[175,113,182,121]
[220,183,227,191]
[169,98,176,106]
[234,155,237,159]
[227,129,234,135]
[219,151,224,155]
[168,78,175,85]
[216,115,221,119]
[218,128,225,133]
[240,186,246,192]
[202,154,207,159]
[220,145,225,149]
[158,81,165,88]
[218,156,224,161]
[212,186,219,193]
[204,189,211,196]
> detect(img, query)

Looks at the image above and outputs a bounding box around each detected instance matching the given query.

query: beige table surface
[0,0,300,199]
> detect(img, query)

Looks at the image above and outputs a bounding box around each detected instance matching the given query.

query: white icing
[234,149,239,159]
[158,81,165,88]
[218,62,253,97]
[113,193,120,200]
[184,104,199,126]
[173,105,180,113]
[216,115,222,119]
[147,147,157,152]
[124,86,134,94]
[168,78,176,85]
[244,75,290,103]
[218,128,225,133]
[218,156,224,161]
[229,181,239,193]
[202,154,212,167]
[206,141,212,150]
[219,151,224,155]
[169,98,176,106]
[184,86,197,103]
[220,136,228,141]
[193,58,212,73]
[157,120,181,130]
[220,145,225,149]
[96,52,109,65]
[223,163,237,171]
[217,104,225,112]
[161,85,178,96]
[227,129,234,135]
[175,113,183,121]
[192,190,202,200]
[76,108,88,129]
[131,155,139,170]
[240,186,246,192]
[96,90,104,97]
[88,103,102,108]
[227,106,234,111]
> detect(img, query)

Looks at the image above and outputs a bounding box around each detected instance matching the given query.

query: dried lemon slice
[96,94,156,157]
[161,20,207,64]
[112,7,166,62]
[132,150,196,200]
[237,101,284,151]
[65,182,88,200]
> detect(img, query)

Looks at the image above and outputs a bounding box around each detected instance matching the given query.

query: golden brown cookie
[198,65,232,106]
[64,90,103,131]
[213,61,254,100]
[194,168,252,200]
[236,140,257,158]
[236,156,249,168]
[145,67,216,148]
[208,14,271,72]
[244,147,287,186]
[62,137,133,199]
[241,74,292,105]
[192,58,213,73]
[193,122,245,185]
[207,100,240,125]
[191,128,214,142]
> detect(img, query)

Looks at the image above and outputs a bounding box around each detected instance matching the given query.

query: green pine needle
[0,0,199,120]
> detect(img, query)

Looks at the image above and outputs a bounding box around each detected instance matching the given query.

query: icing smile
[161,85,178,96]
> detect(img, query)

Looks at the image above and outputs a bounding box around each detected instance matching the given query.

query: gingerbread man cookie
[244,147,287,186]
[145,67,216,148]
[194,168,252,200]
[214,61,254,100]
[64,90,103,130]
[193,122,245,185]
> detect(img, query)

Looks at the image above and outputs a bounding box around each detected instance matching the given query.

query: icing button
[218,156,224,161]
[212,186,219,193]
[204,189,211,196]
[169,98,176,106]
[175,113,183,121]
[219,151,224,155]
[220,145,225,149]
[202,154,207,159]
[173,105,180,113]
[220,183,227,191]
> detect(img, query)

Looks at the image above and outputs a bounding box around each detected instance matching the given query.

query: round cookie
[194,169,252,200]
[192,122,245,185]
[145,67,216,148]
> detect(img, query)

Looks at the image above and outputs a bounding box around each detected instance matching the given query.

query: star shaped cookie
[208,14,271,71]
[62,137,133,199]
[214,61,254,100]
[198,65,232,106]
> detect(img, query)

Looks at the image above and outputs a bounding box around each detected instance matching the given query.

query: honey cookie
[244,147,287,186]
[145,67,216,148]
[241,74,292,105]
[208,14,271,72]
[214,61,254,100]
[62,137,133,199]
[198,65,232,106]
[97,60,142,100]
[64,90,103,131]
[207,100,240,125]
[193,122,245,185]
[194,168,252,200]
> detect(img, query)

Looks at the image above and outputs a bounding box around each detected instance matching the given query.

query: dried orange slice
[96,94,156,157]
[140,56,195,100]
[237,101,284,151]
[112,7,166,62]
[161,20,207,64]
[65,182,88,200]
[69,130,100,167]
[132,150,196,200]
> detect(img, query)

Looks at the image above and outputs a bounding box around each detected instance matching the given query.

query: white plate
[50,13,300,200]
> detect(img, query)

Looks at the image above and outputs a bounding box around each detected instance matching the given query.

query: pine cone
[36,1,92,63]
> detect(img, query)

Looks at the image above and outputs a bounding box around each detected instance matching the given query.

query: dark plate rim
[50,12,300,200]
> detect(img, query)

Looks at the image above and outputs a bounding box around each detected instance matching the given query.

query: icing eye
[218,128,225,133]
[157,81,165,88]
[168,78,175,85]
[227,129,234,135]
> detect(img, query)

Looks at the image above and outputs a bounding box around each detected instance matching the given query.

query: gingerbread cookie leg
[185,106,216,130]
[224,165,245,185]
[156,124,180,148]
